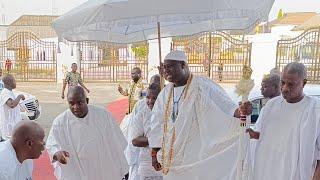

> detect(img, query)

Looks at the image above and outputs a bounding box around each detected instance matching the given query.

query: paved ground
[15,82,124,137]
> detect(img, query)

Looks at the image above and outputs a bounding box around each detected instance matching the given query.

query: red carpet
[106,98,128,124]
[33,98,128,180]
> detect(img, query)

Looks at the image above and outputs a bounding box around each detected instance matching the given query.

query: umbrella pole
[157,22,165,88]
[207,32,212,77]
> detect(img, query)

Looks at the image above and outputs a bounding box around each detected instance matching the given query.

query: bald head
[261,73,281,99]
[2,74,16,89]
[263,73,280,88]
[11,121,45,162]
[67,86,86,101]
[281,62,307,103]
[12,121,44,143]
[150,74,161,85]
[282,62,307,80]
[270,68,281,75]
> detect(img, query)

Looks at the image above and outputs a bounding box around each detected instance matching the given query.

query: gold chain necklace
[161,74,193,175]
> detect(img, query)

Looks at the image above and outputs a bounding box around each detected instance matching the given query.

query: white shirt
[0,141,33,180]
[0,88,21,140]
[46,105,129,180]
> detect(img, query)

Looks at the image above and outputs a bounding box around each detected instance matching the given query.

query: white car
[15,91,41,121]
[225,84,320,123]
[0,86,41,121]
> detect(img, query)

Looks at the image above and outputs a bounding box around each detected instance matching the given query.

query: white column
[247,34,279,84]
[147,37,171,82]
[56,42,78,83]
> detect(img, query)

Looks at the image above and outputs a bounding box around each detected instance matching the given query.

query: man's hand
[61,93,65,99]
[118,85,124,94]
[18,94,25,101]
[86,89,90,93]
[152,156,162,171]
[238,101,253,117]
[246,128,260,139]
[53,151,70,164]
[313,160,320,180]
[123,173,129,180]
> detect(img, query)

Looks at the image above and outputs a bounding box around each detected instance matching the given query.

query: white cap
[164,50,187,62]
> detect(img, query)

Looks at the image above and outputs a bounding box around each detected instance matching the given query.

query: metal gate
[79,42,148,82]
[276,27,320,84]
[0,32,57,82]
[172,31,251,83]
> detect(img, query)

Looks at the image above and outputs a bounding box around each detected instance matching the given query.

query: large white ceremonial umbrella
[53,0,274,64]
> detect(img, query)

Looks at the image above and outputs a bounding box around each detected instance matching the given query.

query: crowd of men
[0,50,319,180]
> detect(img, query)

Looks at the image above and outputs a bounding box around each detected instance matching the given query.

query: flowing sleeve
[253,99,275,133]
[149,87,167,148]
[200,77,238,116]
[196,83,240,155]
[103,108,129,176]
[46,117,63,162]
[0,89,14,106]
[0,172,9,180]
[316,137,320,160]
[170,80,240,179]
[253,107,266,132]
[126,111,145,165]
[106,109,128,150]
[316,108,320,160]
[128,112,145,143]
[131,99,145,117]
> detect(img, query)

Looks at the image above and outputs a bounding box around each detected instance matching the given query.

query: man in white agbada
[125,75,161,180]
[128,83,163,180]
[149,50,252,180]
[247,72,281,139]
[251,62,320,180]
[46,86,129,180]
[0,74,25,140]
[0,121,45,180]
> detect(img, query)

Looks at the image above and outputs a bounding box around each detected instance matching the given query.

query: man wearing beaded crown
[149,50,252,180]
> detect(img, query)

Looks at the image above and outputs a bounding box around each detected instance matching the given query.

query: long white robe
[252,96,320,180]
[149,76,241,180]
[128,104,163,178]
[125,99,147,180]
[121,99,147,139]
[0,88,21,140]
[46,105,129,180]
[0,141,33,180]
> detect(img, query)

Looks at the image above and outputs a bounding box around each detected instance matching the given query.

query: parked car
[225,84,320,123]
[0,85,41,121]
